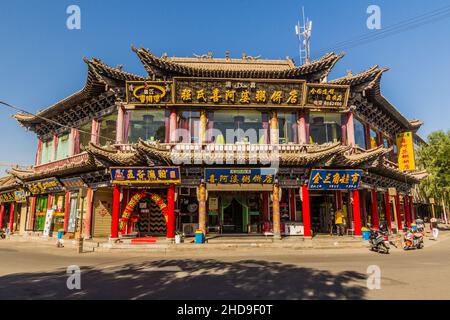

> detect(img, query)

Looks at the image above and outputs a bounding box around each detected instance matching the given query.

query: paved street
[0,233,449,300]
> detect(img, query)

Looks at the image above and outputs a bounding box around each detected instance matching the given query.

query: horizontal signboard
[126,81,173,106]
[308,169,363,190]
[0,191,15,204]
[205,168,277,185]
[26,178,64,195]
[60,177,88,190]
[111,167,181,185]
[305,84,350,109]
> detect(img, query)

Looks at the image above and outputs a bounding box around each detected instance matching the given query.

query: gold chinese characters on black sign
[125,78,350,109]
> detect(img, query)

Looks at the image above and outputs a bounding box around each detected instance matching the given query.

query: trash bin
[362,230,371,241]
[195,230,204,244]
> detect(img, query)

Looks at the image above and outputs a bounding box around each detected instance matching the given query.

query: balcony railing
[34,152,90,173]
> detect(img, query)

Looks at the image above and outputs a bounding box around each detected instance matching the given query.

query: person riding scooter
[368,224,392,254]
[403,226,424,250]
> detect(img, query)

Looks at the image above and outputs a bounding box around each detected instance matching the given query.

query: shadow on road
[0,259,368,300]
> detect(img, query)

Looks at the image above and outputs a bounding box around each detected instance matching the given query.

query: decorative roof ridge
[375,95,423,131]
[330,65,389,90]
[84,57,147,82]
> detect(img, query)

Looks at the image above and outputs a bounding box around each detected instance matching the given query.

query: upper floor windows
[354,118,366,149]
[128,109,168,144]
[98,113,118,146]
[310,112,342,144]
[40,139,53,165]
[55,134,70,160]
[278,111,298,144]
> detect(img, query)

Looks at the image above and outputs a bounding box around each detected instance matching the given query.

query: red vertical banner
[111,185,121,239]
[371,190,379,229]
[352,190,362,237]
[384,192,392,231]
[301,185,311,238]
[63,192,70,232]
[167,185,175,239]
[404,196,411,228]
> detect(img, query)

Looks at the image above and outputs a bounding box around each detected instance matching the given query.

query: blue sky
[0,0,449,169]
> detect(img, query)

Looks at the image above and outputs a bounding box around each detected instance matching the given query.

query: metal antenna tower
[295,7,313,65]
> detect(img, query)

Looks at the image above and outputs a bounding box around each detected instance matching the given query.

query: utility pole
[77,188,86,254]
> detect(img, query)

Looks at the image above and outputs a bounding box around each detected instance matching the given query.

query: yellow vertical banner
[396,132,416,171]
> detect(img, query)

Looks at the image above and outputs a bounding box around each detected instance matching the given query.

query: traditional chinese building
[4,47,427,241]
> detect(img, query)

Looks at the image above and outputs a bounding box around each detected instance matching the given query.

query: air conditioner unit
[182,223,199,236]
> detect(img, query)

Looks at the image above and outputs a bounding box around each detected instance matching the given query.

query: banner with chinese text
[396,132,416,171]
[308,169,363,190]
[111,167,181,185]
[205,168,277,185]
[26,178,64,195]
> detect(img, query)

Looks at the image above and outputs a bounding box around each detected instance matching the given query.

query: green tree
[416,130,450,212]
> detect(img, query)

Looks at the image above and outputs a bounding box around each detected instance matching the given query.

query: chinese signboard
[14,190,27,203]
[308,169,363,190]
[60,177,88,190]
[305,84,350,109]
[126,81,172,106]
[111,167,181,185]
[205,168,277,185]
[173,78,306,108]
[396,132,416,171]
[26,178,64,195]
[0,191,15,204]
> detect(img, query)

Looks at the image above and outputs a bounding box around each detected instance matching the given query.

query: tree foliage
[416,130,450,204]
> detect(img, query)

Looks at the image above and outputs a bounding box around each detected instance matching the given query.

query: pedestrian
[430,217,439,240]
[335,209,345,236]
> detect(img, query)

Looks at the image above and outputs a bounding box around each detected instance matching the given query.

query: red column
[404,196,411,228]
[262,192,269,222]
[409,195,415,222]
[116,106,124,144]
[111,185,121,239]
[167,184,175,239]
[395,194,402,231]
[301,185,311,238]
[371,189,379,229]
[169,109,177,143]
[352,190,362,237]
[36,138,43,165]
[289,189,296,221]
[63,192,70,232]
[9,202,15,232]
[47,194,53,210]
[0,204,4,229]
[84,188,94,239]
[335,191,343,209]
[346,112,355,147]
[384,192,392,231]
[28,197,36,231]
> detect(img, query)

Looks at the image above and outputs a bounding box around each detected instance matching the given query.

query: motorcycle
[0,229,5,240]
[403,228,424,250]
[369,228,393,254]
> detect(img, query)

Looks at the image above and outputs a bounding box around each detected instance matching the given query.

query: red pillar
[262,192,269,222]
[63,192,70,232]
[301,185,311,238]
[167,184,175,239]
[384,192,392,231]
[0,204,4,229]
[9,202,15,232]
[84,188,94,239]
[47,194,53,210]
[28,197,36,231]
[335,191,343,209]
[404,196,411,228]
[289,189,296,221]
[111,185,121,239]
[409,195,415,222]
[395,194,402,231]
[371,189,380,229]
[352,190,362,237]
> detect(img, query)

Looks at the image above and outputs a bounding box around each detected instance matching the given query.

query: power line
[293,4,450,60]
[0,100,117,143]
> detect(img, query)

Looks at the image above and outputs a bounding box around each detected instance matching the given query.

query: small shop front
[25,177,66,236]
[0,189,27,233]
[110,166,181,239]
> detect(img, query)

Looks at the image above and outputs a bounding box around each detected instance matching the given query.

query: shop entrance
[222,198,244,233]
[310,193,334,235]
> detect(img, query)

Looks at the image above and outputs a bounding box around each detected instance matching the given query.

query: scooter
[369,228,392,254]
[0,229,6,240]
[403,228,424,250]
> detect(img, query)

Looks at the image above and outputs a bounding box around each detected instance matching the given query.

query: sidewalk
[6,228,450,253]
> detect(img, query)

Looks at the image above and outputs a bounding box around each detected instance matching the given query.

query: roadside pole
[77,188,86,254]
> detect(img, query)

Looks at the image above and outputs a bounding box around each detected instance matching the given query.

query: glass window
[78,121,92,151]
[128,109,167,144]
[309,112,342,144]
[369,128,379,149]
[40,139,53,164]
[211,110,266,144]
[383,136,390,149]
[354,118,366,149]
[56,134,70,160]
[278,112,298,144]
[99,113,118,146]
[177,111,201,143]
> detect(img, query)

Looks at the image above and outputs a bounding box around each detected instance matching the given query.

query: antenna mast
[295,7,313,65]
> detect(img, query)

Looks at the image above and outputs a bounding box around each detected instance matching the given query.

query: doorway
[222,198,244,233]
[310,193,334,235]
